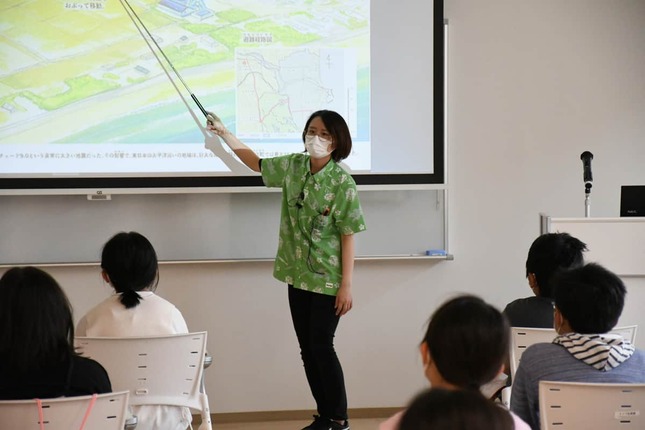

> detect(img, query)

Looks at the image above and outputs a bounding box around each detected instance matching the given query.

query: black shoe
[301,415,350,430]
[301,415,326,430]
[328,419,350,430]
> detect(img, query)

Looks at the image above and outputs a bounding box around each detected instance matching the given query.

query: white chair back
[611,325,638,346]
[75,332,211,430]
[539,380,645,429]
[0,390,130,430]
[510,327,558,379]
[510,325,638,380]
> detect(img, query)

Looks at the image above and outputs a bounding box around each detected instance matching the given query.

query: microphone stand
[584,183,592,218]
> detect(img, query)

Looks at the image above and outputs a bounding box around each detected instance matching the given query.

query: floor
[211,417,385,430]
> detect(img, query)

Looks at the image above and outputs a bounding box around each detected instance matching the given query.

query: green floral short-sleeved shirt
[262,153,366,296]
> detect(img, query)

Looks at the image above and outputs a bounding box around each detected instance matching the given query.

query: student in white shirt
[77,231,190,430]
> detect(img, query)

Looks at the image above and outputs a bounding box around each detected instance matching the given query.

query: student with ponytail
[77,231,190,430]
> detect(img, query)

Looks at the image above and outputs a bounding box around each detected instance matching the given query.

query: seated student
[379,295,529,430]
[503,232,587,328]
[0,267,111,399]
[77,232,190,430]
[511,263,645,430]
[398,388,514,430]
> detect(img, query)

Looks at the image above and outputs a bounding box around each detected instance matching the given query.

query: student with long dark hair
[77,231,190,430]
[206,110,366,430]
[0,267,111,399]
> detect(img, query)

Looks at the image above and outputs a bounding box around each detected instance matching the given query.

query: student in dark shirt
[0,267,111,399]
[503,233,587,328]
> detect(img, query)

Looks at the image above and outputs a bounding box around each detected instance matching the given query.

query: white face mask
[304,135,333,159]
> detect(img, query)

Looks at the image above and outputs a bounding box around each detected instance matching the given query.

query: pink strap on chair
[36,398,45,430]
[78,394,98,430]
[35,394,97,430]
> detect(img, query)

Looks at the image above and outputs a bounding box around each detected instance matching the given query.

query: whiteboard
[0,190,446,265]
[546,217,645,276]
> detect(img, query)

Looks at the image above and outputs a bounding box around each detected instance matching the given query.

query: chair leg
[501,386,512,409]
[197,393,212,430]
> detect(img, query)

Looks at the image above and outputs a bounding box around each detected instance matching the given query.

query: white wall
[3,0,645,414]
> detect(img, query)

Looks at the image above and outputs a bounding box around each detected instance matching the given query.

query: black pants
[288,285,348,421]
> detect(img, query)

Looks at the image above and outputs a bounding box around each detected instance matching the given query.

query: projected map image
[0,0,369,175]
[236,48,356,138]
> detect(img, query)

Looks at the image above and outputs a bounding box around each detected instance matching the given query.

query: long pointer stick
[116,0,243,172]
[118,0,216,123]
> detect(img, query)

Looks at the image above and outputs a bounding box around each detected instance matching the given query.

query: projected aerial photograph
[0,0,370,174]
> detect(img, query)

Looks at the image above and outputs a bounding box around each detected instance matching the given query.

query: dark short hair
[526,233,587,298]
[399,388,514,430]
[0,267,76,371]
[423,295,510,390]
[301,110,352,162]
[553,263,626,334]
[101,231,159,309]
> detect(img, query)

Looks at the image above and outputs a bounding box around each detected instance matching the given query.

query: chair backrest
[0,390,130,430]
[510,325,638,379]
[611,325,638,346]
[75,332,207,411]
[539,381,645,429]
[510,327,558,379]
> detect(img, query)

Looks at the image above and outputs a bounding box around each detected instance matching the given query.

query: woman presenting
[207,110,366,430]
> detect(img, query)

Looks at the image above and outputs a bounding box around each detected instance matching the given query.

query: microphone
[295,191,304,208]
[295,173,310,208]
[580,151,593,187]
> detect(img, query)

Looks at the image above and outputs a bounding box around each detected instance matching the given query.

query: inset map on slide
[236,48,357,138]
